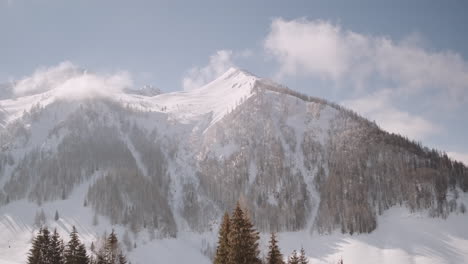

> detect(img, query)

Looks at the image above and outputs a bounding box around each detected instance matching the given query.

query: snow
[107,67,257,130]
[2,197,468,264]
[148,67,256,127]
[1,67,468,263]
[0,67,256,129]
[0,91,56,124]
[275,202,468,264]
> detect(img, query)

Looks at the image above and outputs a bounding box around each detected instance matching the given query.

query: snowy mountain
[0,66,468,263]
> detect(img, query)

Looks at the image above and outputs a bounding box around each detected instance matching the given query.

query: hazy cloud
[342,90,440,141]
[447,152,468,166]
[265,18,468,141]
[264,18,468,105]
[265,19,349,80]
[13,61,132,99]
[182,50,234,91]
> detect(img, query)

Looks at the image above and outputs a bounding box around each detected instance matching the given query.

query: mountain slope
[0,67,467,263]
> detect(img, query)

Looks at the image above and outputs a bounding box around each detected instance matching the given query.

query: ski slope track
[0,67,467,263]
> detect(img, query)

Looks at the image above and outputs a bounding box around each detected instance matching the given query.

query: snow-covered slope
[117,67,257,125]
[0,66,467,263]
[2,197,468,264]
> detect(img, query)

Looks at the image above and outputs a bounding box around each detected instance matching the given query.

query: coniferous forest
[26,204,346,264]
[213,202,343,264]
[27,226,128,264]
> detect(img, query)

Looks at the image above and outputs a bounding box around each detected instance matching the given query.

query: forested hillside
[0,68,466,239]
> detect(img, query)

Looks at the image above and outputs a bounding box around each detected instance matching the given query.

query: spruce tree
[298,247,308,264]
[105,230,119,263]
[266,233,284,264]
[55,210,60,221]
[287,250,299,264]
[50,229,65,264]
[214,212,230,264]
[95,250,107,264]
[41,227,52,263]
[64,226,89,264]
[78,244,89,263]
[28,227,53,263]
[117,252,127,264]
[27,228,44,264]
[228,202,261,264]
[96,230,130,264]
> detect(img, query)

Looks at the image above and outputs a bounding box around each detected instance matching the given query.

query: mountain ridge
[0,67,467,235]
[0,67,468,263]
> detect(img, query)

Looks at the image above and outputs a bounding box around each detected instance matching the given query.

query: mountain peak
[199,67,258,95]
[217,67,258,82]
[143,67,258,126]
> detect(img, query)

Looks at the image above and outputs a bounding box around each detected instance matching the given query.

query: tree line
[213,202,344,264]
[27,226,128,264]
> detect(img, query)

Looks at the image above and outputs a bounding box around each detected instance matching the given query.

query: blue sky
[1,0,468,163]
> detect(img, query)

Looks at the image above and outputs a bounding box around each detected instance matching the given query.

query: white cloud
[13,61,132,99]
[14,61,80,96]
[264,18,468,105]
[447,152,468,166]
[182,50,234,91]
[264,19,349,80]
[342,90,440,141]
[264,18,468,143]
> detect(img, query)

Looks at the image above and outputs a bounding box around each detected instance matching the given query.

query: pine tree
[105,230,119,264]
[266,233,284,264]
[88,242,96,264]
[55,210,60,221]
[117,252,127,264]
[287,250,299,264]
[27,228,44,264]
[28,227,53,264]
[41,227,52,263]
[96,230,130,264]
[78,244,89,263]
[228,202,261,264]
[64,226,89,264]
[298,247,308,264]
[214,212,230,264]
[50,229,65,264]
[96,250,107,264]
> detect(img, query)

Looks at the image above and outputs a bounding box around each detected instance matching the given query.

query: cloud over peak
[13,61,133,100]
[264,18,468,104]
[342,90,440,141]
[265,18,349,80]
[265,18,468,142]
[182,50,235,91]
